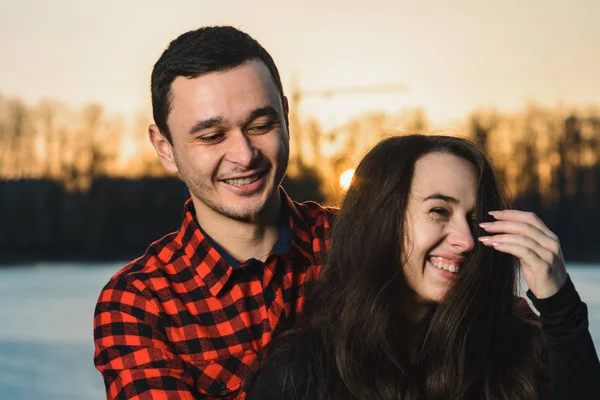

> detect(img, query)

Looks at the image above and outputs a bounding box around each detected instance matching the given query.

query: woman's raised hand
[478,210,568,299]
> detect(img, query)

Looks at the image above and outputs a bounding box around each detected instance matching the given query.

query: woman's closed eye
[468,214,480,236]
[469,215,479,227]
[430,207,450,220]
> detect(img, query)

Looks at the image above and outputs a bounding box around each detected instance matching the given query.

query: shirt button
[273,241,288,253]
[216,380,226,391]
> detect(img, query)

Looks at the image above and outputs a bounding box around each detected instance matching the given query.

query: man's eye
[198,133,224,143]
[247,122,276,135]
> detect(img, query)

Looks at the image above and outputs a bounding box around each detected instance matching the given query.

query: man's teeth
[430,259,460,273]
[224,175,260,186]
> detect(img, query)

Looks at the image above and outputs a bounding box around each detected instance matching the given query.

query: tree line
[0,92,598,262]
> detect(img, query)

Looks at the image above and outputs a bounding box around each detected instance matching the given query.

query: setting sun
[339,168,355,191]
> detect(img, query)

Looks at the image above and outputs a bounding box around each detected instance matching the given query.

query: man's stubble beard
[179,167,279,223]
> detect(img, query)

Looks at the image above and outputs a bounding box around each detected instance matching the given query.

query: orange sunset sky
[1,0,598,130]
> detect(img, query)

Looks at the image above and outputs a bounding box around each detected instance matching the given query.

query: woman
[243,134,599,399]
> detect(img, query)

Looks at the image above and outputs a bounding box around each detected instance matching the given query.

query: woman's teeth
[430,259,460,273]
[224,175,260,186]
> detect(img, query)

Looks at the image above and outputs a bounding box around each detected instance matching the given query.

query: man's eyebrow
[188,117,223,135]
[245,106,280,124]
[187,106,280,135]
[423,193,459,204]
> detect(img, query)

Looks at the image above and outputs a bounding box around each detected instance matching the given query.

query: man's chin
[207,184,281,221]
[221,207,265,222]
[215,197,270,221]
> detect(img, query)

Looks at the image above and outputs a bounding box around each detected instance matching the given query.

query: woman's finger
[478,233,556,266]
[487,210,558,241]
[479,220,560,255]
[488,241,548,270]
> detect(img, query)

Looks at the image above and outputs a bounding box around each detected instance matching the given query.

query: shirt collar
[175,188,301,297]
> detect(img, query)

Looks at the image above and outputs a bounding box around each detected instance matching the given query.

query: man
[94,26,336,399]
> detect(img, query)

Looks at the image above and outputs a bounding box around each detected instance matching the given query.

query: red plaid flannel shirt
[94,190,336,399]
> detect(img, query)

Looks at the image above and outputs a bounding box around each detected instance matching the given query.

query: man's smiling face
[157,59,290,222]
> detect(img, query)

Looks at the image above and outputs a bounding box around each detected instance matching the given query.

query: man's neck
[192,196,283,263]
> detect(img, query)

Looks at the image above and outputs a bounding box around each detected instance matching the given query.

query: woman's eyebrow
[423,193,459,204]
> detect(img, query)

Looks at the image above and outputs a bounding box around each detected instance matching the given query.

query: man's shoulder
[288,201,338,249]
[100,230,183,295]
[291,200,338,225]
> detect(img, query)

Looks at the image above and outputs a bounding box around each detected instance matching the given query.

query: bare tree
[5,99,34,178]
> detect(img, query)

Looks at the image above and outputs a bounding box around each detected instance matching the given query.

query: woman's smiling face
[402,152,478,308]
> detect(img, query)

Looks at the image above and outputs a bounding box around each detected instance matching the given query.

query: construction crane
[288,78,409,168]
[293,83,409,100]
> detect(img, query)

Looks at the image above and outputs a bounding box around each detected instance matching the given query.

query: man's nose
[227,131,258,167]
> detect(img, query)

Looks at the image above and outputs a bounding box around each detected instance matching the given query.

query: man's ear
[148,124,179,174]
[282,95,290,137]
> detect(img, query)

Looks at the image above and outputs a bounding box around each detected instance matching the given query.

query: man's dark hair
[151,26,284,143]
